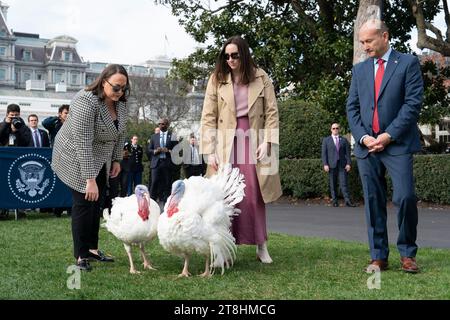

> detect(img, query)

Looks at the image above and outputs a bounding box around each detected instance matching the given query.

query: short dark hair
[6,103,20,114]
[28,114,38,121]
[58,104,69,113]
[85,64,130,102]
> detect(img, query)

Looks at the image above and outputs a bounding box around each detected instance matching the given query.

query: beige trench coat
[200,68,282,203]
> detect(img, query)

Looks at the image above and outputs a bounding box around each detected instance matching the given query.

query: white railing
[55,82,67,92]
[25,80,46,91]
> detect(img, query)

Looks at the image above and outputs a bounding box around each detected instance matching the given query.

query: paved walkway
[266,202,450,249]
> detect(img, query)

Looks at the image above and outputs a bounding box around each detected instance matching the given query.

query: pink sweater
[233,82,249,118]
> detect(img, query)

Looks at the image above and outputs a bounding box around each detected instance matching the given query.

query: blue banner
[0,147,72,209]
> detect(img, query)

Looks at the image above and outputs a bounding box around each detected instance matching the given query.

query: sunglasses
[332,127,340,130]
[105,79,128,93]
[224,52,240,61]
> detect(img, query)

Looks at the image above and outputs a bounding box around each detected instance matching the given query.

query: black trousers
[70,165,107,260]
[119,170,129,197]
[184,165,204,178]
[104,175,120,210]
[150,159,172,203]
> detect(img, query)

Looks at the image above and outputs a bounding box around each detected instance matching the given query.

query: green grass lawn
[0,212,449,300]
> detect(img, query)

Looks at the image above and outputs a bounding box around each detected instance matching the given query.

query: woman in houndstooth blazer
[52,64,129,271]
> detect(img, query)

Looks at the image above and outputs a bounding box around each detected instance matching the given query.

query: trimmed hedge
[137,155,450,205]
[280,154,450,205]
[279,99,334,159]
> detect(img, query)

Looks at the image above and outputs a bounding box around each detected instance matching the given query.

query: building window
[0,101,8,105]
[23,72,31,81]
[37,74,42,80]
[0,29,6,37]
[439,122,449,131]
[19,102,31,107]
[0,47,6,56]
[0,69,6,80]
[23,50,32,61]
[86,77,95,85]
[439,135,449,143]
[63,51,72,62]
[55,71,65,83]
[71,73,79,85]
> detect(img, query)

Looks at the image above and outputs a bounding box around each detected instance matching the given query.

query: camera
[11,117,24,129]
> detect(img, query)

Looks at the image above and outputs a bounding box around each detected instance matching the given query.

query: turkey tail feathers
[209,230,237,275]
[208,164,246,275]
[102,208,110,221]
[215,165,246,211]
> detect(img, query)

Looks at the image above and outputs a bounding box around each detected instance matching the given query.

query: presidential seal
[8,153,56,204]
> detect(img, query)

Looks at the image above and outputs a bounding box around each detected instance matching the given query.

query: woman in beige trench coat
[200,36,282,263]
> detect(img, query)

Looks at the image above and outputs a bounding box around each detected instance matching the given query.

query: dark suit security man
[321,123,354,207]
[147,118,178,203]
[28,114,50,148]
[346,19,423,274]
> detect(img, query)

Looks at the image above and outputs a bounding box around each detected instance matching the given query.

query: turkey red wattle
[137,196,149,221]
[167,205,179,218]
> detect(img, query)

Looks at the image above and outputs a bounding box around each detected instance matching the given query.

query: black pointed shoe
[88,250,114,262]
[76,258,92,272]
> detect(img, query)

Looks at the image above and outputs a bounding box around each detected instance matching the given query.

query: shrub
[280,154,450,204]
[279,99,334,159]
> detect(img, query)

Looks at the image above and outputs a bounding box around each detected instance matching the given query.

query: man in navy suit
[321,123,354,207]
[147,118,178,203]
[28,114,50,148]
[346,19,423,274]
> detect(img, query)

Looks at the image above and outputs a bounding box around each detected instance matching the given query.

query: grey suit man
[321,123,354,207]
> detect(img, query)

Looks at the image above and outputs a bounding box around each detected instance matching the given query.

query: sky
[3,0,200,64]
[1,0,447,66]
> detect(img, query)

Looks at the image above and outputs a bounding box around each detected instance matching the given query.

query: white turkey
[158,165,245,277]
[103,185,160,274]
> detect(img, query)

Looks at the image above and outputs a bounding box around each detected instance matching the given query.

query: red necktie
[373,58,385,134]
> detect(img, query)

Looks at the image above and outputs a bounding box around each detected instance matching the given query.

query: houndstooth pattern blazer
[51,90,127,193]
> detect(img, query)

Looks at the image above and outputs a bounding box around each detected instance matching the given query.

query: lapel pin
[394,60,398,64]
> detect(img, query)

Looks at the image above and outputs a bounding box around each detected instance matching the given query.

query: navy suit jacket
[147,131,178,169]
[321,136,351,169]
[28,128,50,148]
[346,49,423,158]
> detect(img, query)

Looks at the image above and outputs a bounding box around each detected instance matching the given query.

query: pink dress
[230,82,267,245]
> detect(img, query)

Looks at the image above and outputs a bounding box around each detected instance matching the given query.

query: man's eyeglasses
[224,52,240,61]
[332,127,340,130]
[105,79,128,93]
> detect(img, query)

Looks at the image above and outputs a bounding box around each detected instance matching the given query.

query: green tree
[158,0,443,129]
[126,120,157,148]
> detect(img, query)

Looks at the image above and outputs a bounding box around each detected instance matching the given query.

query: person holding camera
[42,104,69,147]
[0,103,32,147]
[0,104,32,219]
